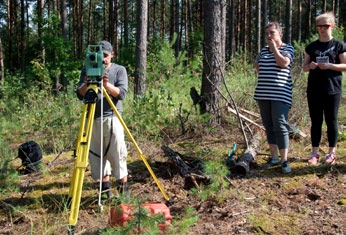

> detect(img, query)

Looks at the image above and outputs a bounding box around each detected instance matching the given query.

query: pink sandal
[325,153,336,165]
[308,153,320,165]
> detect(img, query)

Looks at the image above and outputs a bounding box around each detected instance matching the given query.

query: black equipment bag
[17,141,43,173]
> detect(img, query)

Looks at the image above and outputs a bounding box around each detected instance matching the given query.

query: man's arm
[105,65,128,100]
[76,68,87,100]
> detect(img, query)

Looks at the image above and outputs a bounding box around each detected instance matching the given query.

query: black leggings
[307,92,341,148]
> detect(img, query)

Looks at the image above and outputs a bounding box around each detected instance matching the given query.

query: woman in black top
[303,12,346,165]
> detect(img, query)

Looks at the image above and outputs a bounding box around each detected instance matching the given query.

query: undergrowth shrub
[191,160,230,203]
[0,79,81,154]
[224,51,258,111]
[123,37,204,139]
[168,206,199,234]
[0,137,19,196]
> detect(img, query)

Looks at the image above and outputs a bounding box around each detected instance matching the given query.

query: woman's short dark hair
[265,22,282,33]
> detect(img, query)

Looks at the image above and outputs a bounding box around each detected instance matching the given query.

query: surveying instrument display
[67,45,173,234]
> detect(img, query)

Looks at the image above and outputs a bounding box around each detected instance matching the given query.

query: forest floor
[1,97,346,235]
[0,125,345,235]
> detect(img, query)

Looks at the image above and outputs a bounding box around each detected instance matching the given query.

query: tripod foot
[98,204,103,212]
[68,225,75,235]
[165,199,174,206]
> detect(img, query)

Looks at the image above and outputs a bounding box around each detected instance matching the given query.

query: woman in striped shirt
[254,22,295,174]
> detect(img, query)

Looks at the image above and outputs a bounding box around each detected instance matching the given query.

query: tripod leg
[68,104,89,198]
[102,87,171,204]
[68,103,96,228]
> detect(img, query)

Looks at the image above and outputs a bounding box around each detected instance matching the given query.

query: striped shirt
[254,44,294,106]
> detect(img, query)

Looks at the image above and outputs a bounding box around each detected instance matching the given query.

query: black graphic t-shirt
[305,38,344,94]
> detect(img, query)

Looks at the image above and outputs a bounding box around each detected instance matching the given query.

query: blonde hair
[316,12,335,25]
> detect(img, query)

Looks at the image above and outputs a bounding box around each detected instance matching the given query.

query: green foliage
[0,138,17,195]
[147,34,202,85]
[0,71,33,101]
[117,43,136,73]
[23,13,82,90]
[125,90,176,137]
[123,36,203,138]
[100,203,164,235]
[192,160,230,202]
[333,25,344,41]
[0,168,20,196]
[168,206,199,235]
[224,51,258,111]
[188,31,204,57]
[0,79,81,154]
[338,131,346,141]
[101,204,199,235]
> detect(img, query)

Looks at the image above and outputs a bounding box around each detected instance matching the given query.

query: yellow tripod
[68,81,173,234]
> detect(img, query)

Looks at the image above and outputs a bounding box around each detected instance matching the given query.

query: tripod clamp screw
[83,88,98,104]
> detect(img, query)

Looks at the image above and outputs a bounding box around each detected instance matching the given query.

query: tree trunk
[297,0,302,43]
[247,0,252,56]
[124,0,129,48]
[87,0,93,44]
[37,0,45,64]
[60,0,68,40]
[262,0,268,48]
[340,0,345,40]
[103,0,106,40]
[334,0,339,26]
[227,0,235,60]
[169,0,174,43]
[256,0,261,53]
[0,37,4,87]
[241,0,247,53]
[160,0,166,39]
[77,0,84,56]
[20,0,26,72]
[72,0,84,57]
[306,0,312,40]
[200,0,226,125]
[285,0,292,44]
[183,0,188,53]
[187,0,193,58]
[174,0,180,57]
[7,0,15,71]
[323,0,327,12]
[114,0,119,59]
[108,0,114,43]
[134,0,148,96]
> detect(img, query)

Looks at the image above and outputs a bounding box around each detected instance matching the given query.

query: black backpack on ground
[17,141,43,173]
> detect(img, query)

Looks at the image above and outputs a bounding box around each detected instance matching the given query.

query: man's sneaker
[282,161,291,174]
[265,157,280,167]
[324,153,336,165]
[307,153,320,165]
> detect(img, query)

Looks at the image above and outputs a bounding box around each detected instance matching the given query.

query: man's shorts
[89,116,128,180]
